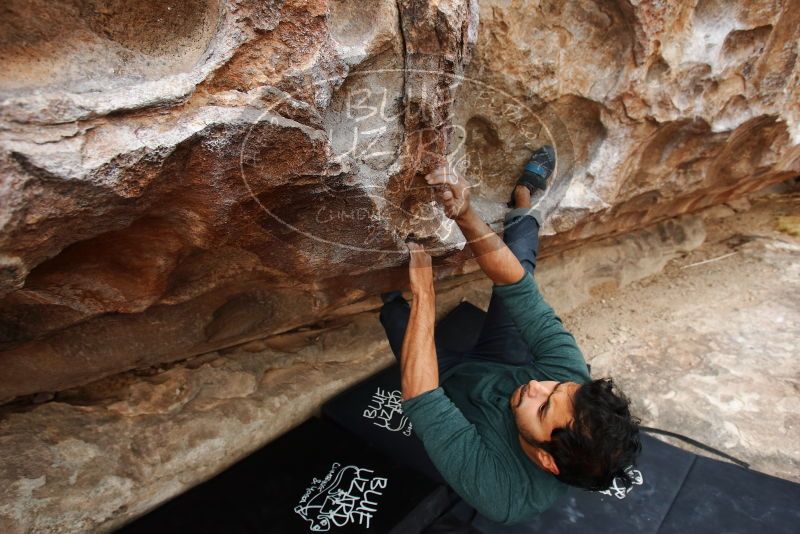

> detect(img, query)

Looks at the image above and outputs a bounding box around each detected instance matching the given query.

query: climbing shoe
[508,144,555,207]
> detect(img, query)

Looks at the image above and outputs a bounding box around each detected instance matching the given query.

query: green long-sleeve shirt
[401,271,591,524]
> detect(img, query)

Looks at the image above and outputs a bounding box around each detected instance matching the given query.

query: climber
[378,146,641,524]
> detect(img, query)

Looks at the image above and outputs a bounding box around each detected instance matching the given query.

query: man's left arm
[402,389,523,524]
[400,242,439,400]
[398,244,531,524]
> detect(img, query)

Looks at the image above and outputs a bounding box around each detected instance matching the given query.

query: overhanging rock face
[458,0,800,246]
[0,0,798,402]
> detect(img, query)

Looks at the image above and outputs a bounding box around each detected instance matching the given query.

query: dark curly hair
[527,378,641,491]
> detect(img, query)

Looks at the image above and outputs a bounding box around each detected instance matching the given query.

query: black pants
[379,208,541,376]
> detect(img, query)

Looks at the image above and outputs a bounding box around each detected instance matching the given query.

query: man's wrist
[455,206,479,227]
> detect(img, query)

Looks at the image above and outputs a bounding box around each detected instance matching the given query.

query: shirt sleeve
[401,388,517,524]
[493,272,591,384]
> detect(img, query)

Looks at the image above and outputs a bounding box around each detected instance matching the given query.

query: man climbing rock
[379,147,641,524]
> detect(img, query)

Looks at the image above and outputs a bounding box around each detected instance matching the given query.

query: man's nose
[528,380,546,396]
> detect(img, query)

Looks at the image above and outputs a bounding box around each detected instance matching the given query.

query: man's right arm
[425,166,525,286]
[455,207,526,286]
[462,203,589,382]
[493,271,591,383]
[427,166,590,382]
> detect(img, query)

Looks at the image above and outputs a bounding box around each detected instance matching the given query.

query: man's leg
[379,294,466,376]
[379,294,411,363]
[469,186,542,364]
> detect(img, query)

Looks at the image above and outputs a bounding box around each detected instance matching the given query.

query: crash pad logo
[597,466,644,499]
[362,387,412,437]
[294,463,388,531]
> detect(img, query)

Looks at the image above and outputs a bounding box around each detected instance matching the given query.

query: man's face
[510,380,580,445]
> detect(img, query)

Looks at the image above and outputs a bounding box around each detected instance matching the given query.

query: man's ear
[534,449,560,476]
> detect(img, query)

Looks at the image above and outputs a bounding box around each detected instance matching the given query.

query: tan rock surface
[1,0,798,402]
[0,0,480,401]
[0,201,713,533]
[455,0,800,243]
[0,316,396,533]
[572,191,800,484]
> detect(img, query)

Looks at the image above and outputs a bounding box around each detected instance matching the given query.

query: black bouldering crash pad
[117,417,450,534]
[322,364,444,484]
[469,433,694,533]
[425,432,800,534]
[658,454,800,534]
